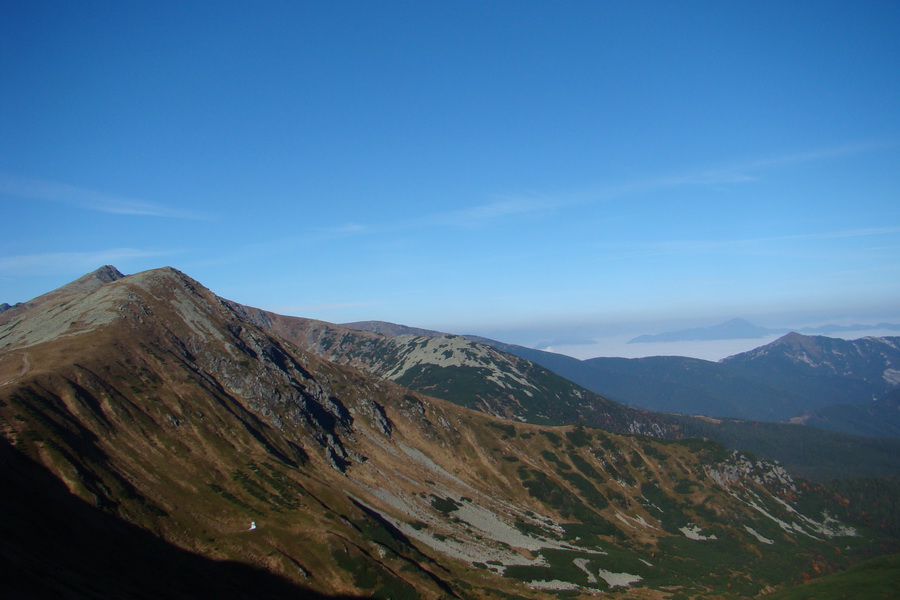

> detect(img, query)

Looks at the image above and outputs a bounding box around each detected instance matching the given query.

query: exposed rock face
[0,266,879,599]
[233,307,676,437]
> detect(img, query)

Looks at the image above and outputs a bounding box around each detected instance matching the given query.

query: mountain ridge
[2,265,890,598]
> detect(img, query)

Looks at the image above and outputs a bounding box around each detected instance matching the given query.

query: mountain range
[628,317,900,343]
[426,328,900,437]
[1,266,897,599]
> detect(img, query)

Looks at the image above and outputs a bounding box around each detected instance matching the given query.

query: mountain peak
[57,264,126,295]
[766,331,827,356]
[0,265,127,320]
[629,317,777,344]
[92,264,126,283]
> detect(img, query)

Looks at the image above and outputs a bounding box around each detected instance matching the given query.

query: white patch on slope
[744,526,774,544]
[679,524,717,541]
[615,512,658,529]
[573,558,597,583]
[527,580,580,590]
[596,568,642,588]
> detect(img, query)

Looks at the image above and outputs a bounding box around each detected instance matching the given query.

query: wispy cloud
[0,174,208,220]
[278,139,895,248]
[592,139,895,200]
[299,194,558,244]
[598,226,900,258]
[429,195,559,228]
[0,248,177,274]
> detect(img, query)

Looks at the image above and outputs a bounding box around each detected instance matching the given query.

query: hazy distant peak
[629,317,779,343]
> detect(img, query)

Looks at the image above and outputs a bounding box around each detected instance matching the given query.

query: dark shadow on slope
[0,439,365,600]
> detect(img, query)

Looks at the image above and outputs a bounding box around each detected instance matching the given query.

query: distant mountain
[799,322,900,334]
[471,331,900,438]
[722,333,900,407]
[629,317,900,344]
[4,266,884,598]
[629,317,781,343]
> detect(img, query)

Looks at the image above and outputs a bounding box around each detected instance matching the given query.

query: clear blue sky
[2,1,899,349]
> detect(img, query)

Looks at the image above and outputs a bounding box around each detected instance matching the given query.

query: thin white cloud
[430,195,559,228]
[0,248,176,274]
[274,139,895,249]
[0,174,208,220]
[597,226,900,258]
[295,194,558,245]
[591,139,896,201]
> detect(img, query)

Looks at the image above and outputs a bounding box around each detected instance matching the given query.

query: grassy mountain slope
[0,267,888,599]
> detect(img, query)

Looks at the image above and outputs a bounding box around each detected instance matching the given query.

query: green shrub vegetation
[762,553,900,600]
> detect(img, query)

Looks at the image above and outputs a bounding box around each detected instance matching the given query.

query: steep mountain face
[788,389,900,438]
[232,309,671,436]
[0,267,885,599]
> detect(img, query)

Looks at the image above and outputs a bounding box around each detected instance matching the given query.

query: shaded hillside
[0,439,362,600]
[721,333,900,409]
[0,267,887,598]
[789,389,900,438]
[668,416,900,481]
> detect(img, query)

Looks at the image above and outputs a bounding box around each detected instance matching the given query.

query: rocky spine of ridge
[225,304,673,437]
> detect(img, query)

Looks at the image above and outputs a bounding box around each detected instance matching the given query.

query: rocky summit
[0,267,888,599]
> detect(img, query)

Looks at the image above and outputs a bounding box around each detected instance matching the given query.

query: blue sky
[2,1,899,355]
